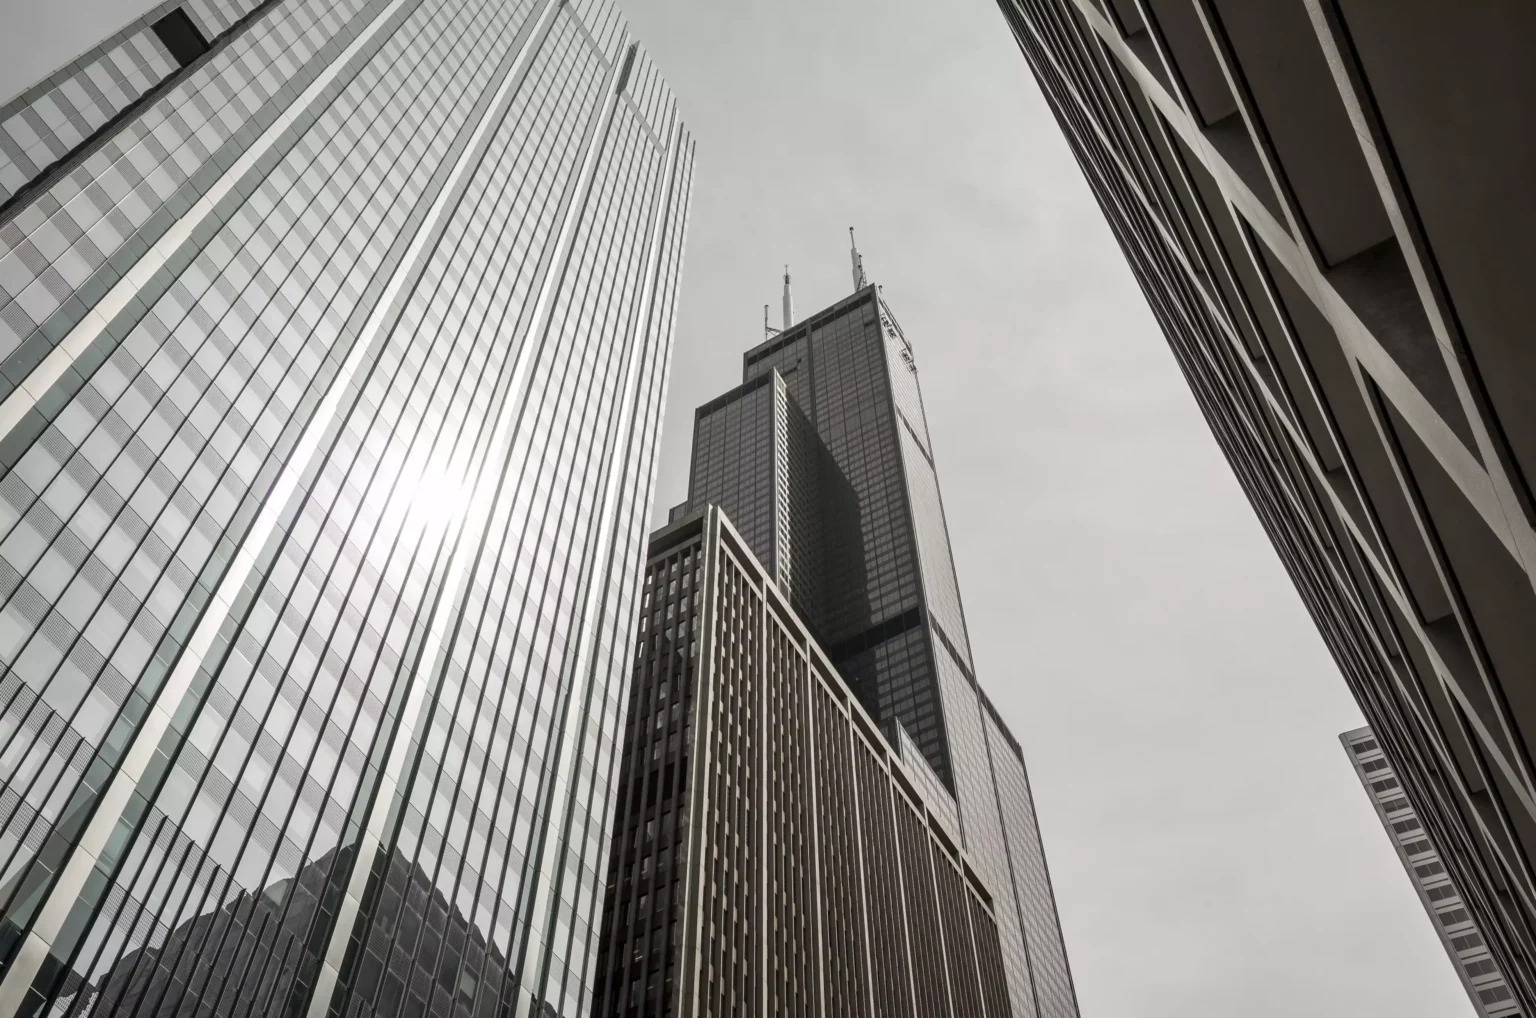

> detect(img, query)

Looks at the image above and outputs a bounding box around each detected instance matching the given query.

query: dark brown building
[592,508,1012,1018]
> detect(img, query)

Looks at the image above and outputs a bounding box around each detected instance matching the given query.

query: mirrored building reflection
[0,1,693,1016]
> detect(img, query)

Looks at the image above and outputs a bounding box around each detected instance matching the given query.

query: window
[1362,759,1388,773]
[1353,739,1379,754]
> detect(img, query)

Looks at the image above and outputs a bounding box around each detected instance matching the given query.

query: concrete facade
[1344,727,1521,1018]
[993,0,1536,1008]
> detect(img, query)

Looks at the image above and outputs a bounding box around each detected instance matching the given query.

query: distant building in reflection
[47,846,515,1018]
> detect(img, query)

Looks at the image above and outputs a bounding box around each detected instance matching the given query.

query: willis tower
[594,238,1077,1018]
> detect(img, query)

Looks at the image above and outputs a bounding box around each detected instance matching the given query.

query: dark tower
[598,264,1079,1018]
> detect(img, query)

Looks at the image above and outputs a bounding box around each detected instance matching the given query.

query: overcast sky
[0,0,1477,1015]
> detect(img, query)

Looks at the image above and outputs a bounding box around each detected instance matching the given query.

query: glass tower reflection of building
[0,1,694,1017]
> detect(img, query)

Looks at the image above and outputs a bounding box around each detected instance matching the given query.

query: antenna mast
[764,303,780,341]
[782,265,794,329]
[849,227,867,290]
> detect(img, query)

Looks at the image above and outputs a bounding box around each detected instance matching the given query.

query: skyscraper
[992,0,1536,1008]
[0,2,693,1017]
[1343,728,1522,1018]
[593,507,1014,1018]
[608,264,1078,1018]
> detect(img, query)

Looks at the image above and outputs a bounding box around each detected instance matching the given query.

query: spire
[782,265,794,330]
[849,227,867,290]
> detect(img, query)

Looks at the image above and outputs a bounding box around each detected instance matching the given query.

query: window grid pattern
[851,739,915,1018]
[335,25,685,1018]
[185,0,270,39]
[933,847,985,1018]
[32,0,548,999]
[574,71,693,1018]
[893,797,950,1018]
[762,599,813,1018]
[933,641,1040,1018]
[593,541,700,1018]
[1345,729,1522,1018]
[0,0,491,985]
[695,548,755,1018]
[686,379,776,588]
[600,513,1008,1018]
[972,899,1013,1018]
[984,707,1074,1018]
[308,15,615,1018]
[780,382,861,642]
[810,676,870,1018]
[685,371,859,641]
[729,281,1074,1018]
[0,1,693,1016]
[0,0,372,403]
[0,13,178,204]
[738,293,951,787]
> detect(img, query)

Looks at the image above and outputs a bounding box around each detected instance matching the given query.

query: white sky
[0,0,1478,1014]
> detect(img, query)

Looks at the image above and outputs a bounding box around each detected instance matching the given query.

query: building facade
[685,368,863,647]
[672,282,1077,1018]
[1343,728,1521,1018]
[0,1,693,1017]
[992,0,1536,1007]
[593,507,1013,1018]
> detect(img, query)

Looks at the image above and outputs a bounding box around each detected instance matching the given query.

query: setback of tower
[669,281,1079,1018]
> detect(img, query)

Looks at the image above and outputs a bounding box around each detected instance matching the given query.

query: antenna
[782,265,794,330]
[849,227,867,290]
[764,303,780,340]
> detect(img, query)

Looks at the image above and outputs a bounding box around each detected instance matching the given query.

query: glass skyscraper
[674,279,1078,1018]
[0,1,693,1017]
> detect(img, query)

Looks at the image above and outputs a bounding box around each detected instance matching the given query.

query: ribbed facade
[592,508,1009,1018]
[0,2,693,1017]
[993,0,1536,1008]
[1344,728,1522,1017]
